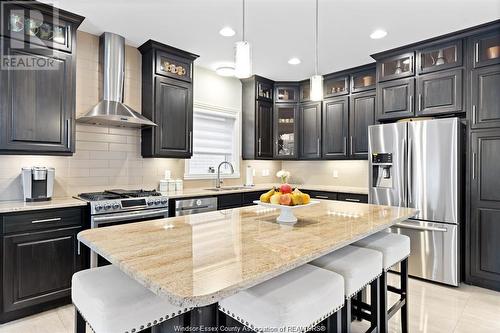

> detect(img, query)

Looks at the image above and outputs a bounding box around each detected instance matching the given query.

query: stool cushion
[72,265,189,333]
[310,245,382,298]
[353,232,410,270]
[219,264,344,332]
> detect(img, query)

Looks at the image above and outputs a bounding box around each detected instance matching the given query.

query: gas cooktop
[78,189,162,202]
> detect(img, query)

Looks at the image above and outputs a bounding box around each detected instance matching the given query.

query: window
[185,104,240,179]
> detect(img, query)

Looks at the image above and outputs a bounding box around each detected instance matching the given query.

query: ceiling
[43,0,499,81]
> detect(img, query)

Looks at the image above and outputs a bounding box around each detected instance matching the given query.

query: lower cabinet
[337,193,369,203]
[0,207,86,323]
[467,130,500,291]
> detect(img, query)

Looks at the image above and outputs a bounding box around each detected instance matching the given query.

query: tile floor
[0,273,499,333]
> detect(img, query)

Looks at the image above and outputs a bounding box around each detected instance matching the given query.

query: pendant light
[310,0,323,101]
[235,0,252,78]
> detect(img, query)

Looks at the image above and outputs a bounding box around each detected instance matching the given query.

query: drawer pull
[31,217,61,224]
[345,198,360,202]
[315,195,329,199]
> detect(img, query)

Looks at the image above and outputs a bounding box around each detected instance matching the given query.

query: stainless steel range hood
[77,32,157,128]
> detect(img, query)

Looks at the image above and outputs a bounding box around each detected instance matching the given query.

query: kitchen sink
[204,186,251,192]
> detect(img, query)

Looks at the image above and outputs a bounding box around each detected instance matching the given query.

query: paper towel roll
[245,166,254,186]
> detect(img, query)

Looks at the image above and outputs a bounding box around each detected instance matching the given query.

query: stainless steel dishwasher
[174,197,218,216]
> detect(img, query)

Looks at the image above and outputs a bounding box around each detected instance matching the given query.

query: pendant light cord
[315,0,319,75]
[242,0,246,41]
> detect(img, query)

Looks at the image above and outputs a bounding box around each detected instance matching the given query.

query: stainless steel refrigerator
[368,117,462,286]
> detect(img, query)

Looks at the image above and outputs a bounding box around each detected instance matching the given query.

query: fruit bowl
[253,200,320,224]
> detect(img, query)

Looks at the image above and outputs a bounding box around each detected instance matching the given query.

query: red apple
[280,183,292,194]
[279,193,292,206]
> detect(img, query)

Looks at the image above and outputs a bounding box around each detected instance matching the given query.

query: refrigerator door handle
[401,137,407,207]
[394,222,447,233]
[408,137,413,205]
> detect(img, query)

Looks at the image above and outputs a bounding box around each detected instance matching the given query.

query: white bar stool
[72,265,191,333]
[218,264,345,332]
[353,232,411,333]
[310,245,383,333]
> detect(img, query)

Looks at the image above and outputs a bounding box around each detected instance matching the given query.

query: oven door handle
[393,222,447,233]
[92,208,169,225]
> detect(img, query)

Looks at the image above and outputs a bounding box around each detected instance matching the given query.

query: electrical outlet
[333,170,339,178]
[261,169,270,177]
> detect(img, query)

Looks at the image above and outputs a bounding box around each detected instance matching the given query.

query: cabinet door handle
[472,105,477,124]
[345,198,361,202]
[475,42,479,63]
[258,138,262,156]
[418,94,422,111]
[189,131,193,153]
[32,217,61,224]
[409,95,413,113]
[410,56,414,73]
[67,119,71,149]
[472,152,476,180]
[317,138,320,156]
[344,136,347,154]
[350,136,353,155]
[315,195,329,199]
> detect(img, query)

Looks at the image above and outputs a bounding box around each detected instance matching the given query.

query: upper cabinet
[299,102,322,159]
[416,68,463,117]
[377,52,415,82]
[300,80,310,102]
[275,83,298,103]
[0,2,83,155]
[417,40,463,74]
[471,64,500,129]
[377,77,415,121]
[139,40,199,158]
[241,76,275,159]
[322,97,348,159]
[274,103,298,159]
[324,74,349,98]
[351,68,376,93]
[472,30,500,68]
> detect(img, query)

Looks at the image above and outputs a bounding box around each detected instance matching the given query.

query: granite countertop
[78,200,416,307]
[163,183,368,199]
[0,197,87,214]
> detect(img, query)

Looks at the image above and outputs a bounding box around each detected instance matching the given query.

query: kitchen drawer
[217,193,243,210]
[242,191,262,206]
[307,191,338,200]
[2,207,83,235]
[337,193,368,203]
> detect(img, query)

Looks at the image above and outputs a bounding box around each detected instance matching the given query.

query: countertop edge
[0,198,87,214]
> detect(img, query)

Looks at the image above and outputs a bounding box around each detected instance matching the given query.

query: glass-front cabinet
[275,84,298,103]
[3,3,74,52]
[351,69,376,93]
[417,40,462,74]
[472,30,500,68]
[377,52,415,82]
[324,75,349,98]
[274,104,298,159]
[300,81,310,102]
[257,80,273,101]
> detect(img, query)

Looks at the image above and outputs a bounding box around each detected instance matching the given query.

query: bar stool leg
[74,310,86,333]
[327,311,342,333]
[341,299,352,333]
[401,258,409,333]
[379,271,388,333]
[369,277,380,333]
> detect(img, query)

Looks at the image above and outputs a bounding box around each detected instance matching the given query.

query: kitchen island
[78,200,416,310]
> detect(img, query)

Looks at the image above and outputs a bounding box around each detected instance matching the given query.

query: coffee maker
[21,167,55,201]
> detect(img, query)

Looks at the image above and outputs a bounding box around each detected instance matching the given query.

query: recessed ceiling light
[219,26,236,37]
[288,57,301,65]
[215,66,235,77]
[370,29,387,39]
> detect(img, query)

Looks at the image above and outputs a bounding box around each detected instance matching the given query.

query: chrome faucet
[216,161,234,188]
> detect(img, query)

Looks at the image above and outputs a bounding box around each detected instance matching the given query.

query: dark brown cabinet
[257,101,274,158]
[324,75,349,98]
[377,77,415,121]
[274,103,298,159]
[416,68,463,116]
[322,97,348,159]
[472,30,500,68]
[299,80,310,102]
[377,52,415,82]
[468,130,500,291]
[299,102,322,159]
[351,69,376,93]
[0,207,86,323]
[242,76,275,159]
[139,40,198,158]
[275,84,298,103]
[0,3,82,155]
[349,91,376,158]
[471,64,500,129]
[417,40,462,74]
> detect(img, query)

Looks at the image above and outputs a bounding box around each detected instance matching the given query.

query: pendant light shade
[235,41,252,78]
[309,0,323,101]
[310,74,323,101]
[234,0,252,78]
